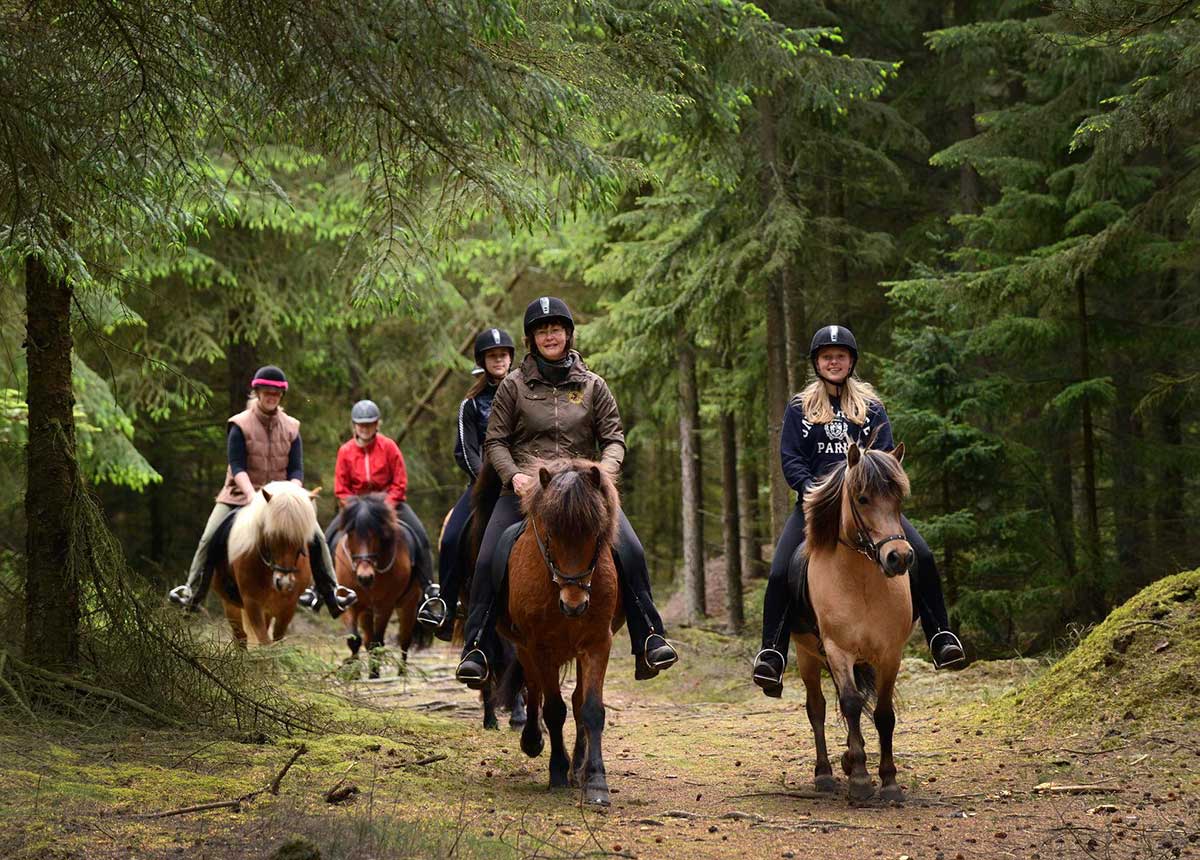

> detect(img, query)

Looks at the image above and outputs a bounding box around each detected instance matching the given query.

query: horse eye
[857,496,869,505]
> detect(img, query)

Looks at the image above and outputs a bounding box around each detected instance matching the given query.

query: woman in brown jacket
[455,297,678,687]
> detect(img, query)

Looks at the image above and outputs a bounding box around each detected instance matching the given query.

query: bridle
[338,533,397,574]
[259,544,305,575]
[838,487,909,573]
[532,517,601,594]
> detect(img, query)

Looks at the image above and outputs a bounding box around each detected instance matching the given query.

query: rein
[838,491,907,572]
[531,516,601,594]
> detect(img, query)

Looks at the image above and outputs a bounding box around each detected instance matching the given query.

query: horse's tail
[854,664,877,716]
[494,643,523,711]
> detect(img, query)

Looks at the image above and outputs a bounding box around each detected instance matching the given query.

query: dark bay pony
[496,458,624,806]
[333,493,417,678]
[794,442,913,801]
[212,481,318,647]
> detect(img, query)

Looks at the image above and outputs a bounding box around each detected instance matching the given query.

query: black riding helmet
[250,365,288,391]
[809,325,859,381]
[523,296,574,336]
[473,327,516,366]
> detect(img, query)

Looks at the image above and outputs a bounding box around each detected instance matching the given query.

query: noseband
[339,535,396,573]
[839,492,908,573]
[532,517,601,594]
[259,545,305,575]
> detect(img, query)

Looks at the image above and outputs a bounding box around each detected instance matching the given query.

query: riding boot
[902,516,968,670]
[612,511,677,680]
[754,551,795,697]
[456,568,503,689]
[309,534,356,618]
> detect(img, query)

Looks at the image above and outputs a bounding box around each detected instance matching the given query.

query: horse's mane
[803,448,910,554]
[522,458,620,549]
[228,481,317,561]
[342,492,398,546]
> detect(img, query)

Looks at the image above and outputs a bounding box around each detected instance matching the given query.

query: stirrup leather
[752,648,787,684]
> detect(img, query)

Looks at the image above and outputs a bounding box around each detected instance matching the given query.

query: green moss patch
[985,569,1200,728]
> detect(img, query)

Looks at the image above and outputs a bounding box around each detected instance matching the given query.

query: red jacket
[334,433,407,506]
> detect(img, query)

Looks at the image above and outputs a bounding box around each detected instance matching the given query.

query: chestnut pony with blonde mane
[496,458,624,806]
[794,442,914,801]
[213,481,318,646]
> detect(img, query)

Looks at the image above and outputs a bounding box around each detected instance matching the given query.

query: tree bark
[736,420,764,578]
[226,305,259,416]
[1075,275,1104,618]
[719,407,743,631]
[678,341,705,622]
[24,255,81,669]
[758,94,792,538]
[1110,372,1144,589]
[782,264,806,395]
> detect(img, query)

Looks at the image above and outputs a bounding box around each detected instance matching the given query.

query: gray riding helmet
[351,400,381,424]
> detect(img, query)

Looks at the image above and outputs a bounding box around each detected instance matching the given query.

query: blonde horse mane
[228,481,317,562]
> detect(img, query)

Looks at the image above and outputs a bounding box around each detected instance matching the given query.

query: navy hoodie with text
[780,395,894,499]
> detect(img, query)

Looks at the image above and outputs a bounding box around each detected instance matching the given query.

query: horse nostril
[905,549,915,570]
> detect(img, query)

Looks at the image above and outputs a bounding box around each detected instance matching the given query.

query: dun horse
[333,494,418,679]
[497,459,623,805]
[794,442,913,801]
[212,481,318,646]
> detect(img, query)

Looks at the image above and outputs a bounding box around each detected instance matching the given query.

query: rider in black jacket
[419,328,515,633]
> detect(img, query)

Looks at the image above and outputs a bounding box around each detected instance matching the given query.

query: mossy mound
[988,569,1200,728]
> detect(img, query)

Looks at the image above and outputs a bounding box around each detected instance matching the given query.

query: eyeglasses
[534,325,567,337]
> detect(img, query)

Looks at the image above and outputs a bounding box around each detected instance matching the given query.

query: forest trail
[352,637,1198,860]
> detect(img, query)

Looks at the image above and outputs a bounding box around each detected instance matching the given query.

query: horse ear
[847,443,862,468]
[588,465,603,487]
[539,466,552,488]
[891,442,905,464]
[261,488,273,503]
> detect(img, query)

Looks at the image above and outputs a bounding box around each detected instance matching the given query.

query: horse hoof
[508,714,527,729]
[848,777,875,801]
[879,783,905,803]
[368,669,380,680]
[521,731,544,758]
[484,717,500,731]
[814,774,837,793]
[584,785,611,806]
[550,772,569,789]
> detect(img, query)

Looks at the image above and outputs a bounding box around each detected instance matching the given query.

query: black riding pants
[436,487,473,617]
[760,504,953,661]
[326,500,434,592]
[461,494,666,663]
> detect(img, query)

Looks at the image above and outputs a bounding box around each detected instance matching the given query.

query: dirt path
[365,638,1198,860]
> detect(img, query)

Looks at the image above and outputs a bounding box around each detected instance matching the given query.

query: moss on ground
[983,569,1200,729]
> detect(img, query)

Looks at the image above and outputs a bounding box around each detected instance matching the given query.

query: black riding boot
[613,511,677,679]
[753,506,806,697]
[903,517,967,670]
[431,489,472,641]
[456,494,523,687]
[309,535,356,618]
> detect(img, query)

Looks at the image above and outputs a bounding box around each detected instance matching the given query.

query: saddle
[491,520,528,590]
[206,506,242,604]
[786,543,820,638]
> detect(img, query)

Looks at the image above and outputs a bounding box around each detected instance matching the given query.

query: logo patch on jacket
[567,390,584,405]
[826,419,848,442]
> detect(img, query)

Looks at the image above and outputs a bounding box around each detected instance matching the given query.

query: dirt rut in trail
[369,641,1200,859]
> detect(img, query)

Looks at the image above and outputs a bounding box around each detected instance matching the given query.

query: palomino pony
[496,458,623,806]
[212,481,319,646]
[333,494,417,678]
[794,442,913,802]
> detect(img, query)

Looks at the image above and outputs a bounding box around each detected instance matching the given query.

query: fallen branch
[408,753,447,767]
[1117,620,1172,630]
[139,744,307,818]
[726,790,829,801]
[7,653,183,728]
[1033,782,1122,795]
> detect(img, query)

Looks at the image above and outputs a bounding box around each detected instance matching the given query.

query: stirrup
[168,584,195,610]
[456,648,490,689]
[298,587,320,611]
[752,648,786,683]
[334,585,358,610]
[417,596,447,627]
[930,630,966,669]
[642,633,678,670]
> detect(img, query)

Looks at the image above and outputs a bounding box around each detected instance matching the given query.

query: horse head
[805,443,913,577]
[341,493,399,591]
[237,481,319,593]
[524,459,620,617]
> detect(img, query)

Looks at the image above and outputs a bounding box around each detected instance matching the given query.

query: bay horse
[496,458,623,805]
[212,481,318,647]
[794,442,913,801]
[333,493,417,679]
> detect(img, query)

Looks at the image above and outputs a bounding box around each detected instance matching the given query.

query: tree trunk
[226,305,259,416]
[758,94,792,537]
[783,264,806,395]
[678,341,705,622]
[24,255,81,670]
[1075,275,1104,618]
[719,407,744,631]
[1110,374,1144,590]
[736,420,765,578]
